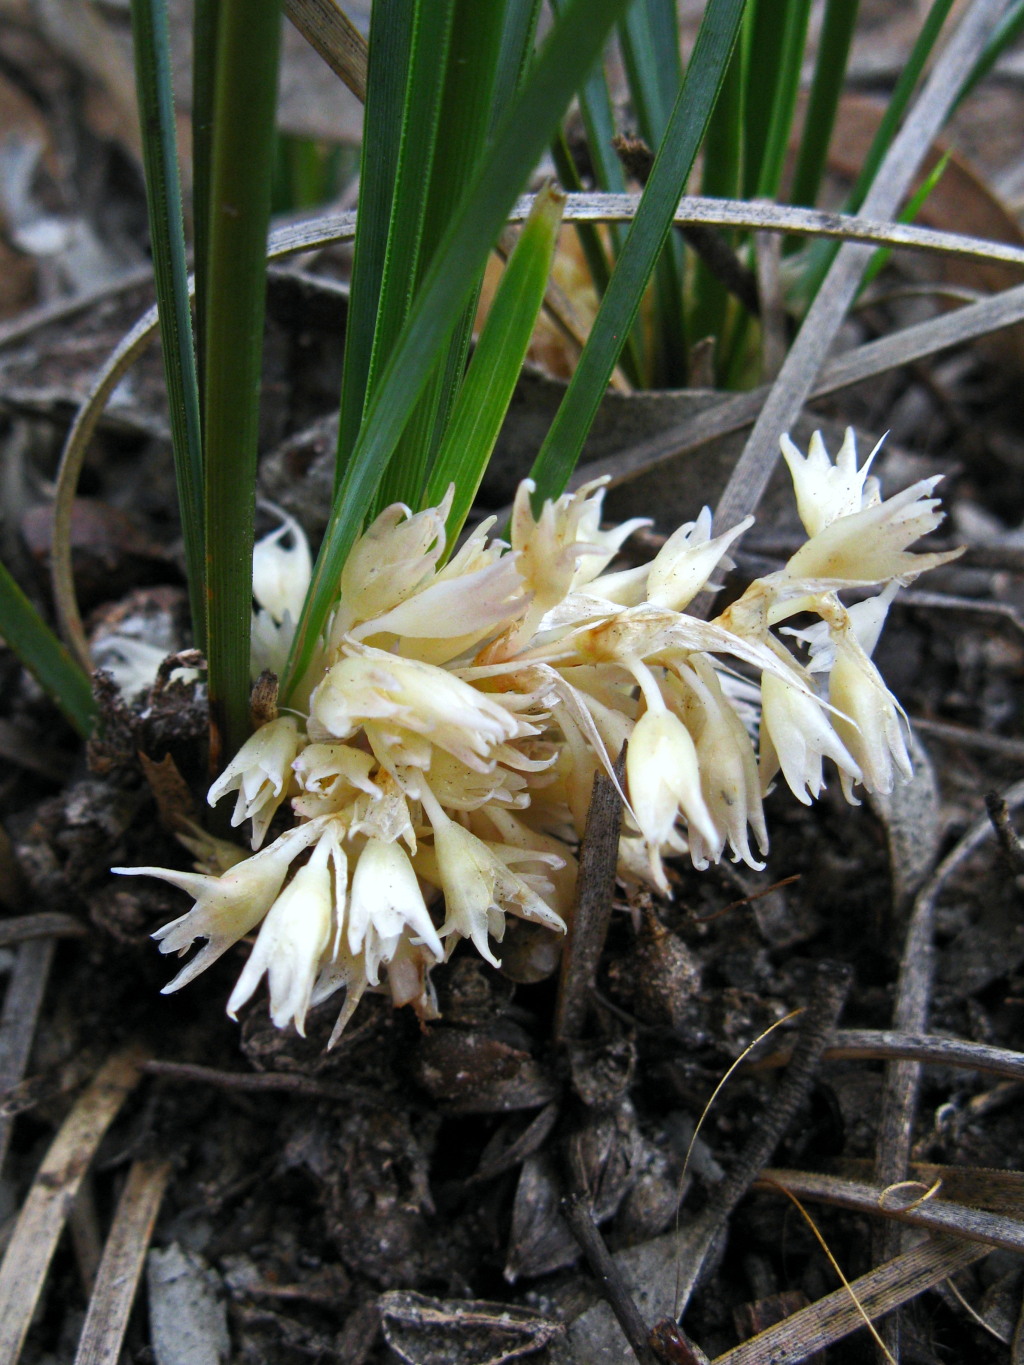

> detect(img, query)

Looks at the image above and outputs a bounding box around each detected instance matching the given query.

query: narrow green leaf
[191,0,219,423]
[282,0,634,699]
[741,0,787,197]
[798,0,955,300]
[550,0,645,383]
[129,0,206,651]
[789,0,861,209]
[528,0,747,505]
[375,0,501,514]
[334,3,414,490]
[359,0,455,450]
[424,184,565,541]
[619,0,687,386]
[750,0,812,198]
[202,0,283,766]
[0,562,95,737]
[691,32,743,353]
[956,0,1024,107]
[493,0,542,118]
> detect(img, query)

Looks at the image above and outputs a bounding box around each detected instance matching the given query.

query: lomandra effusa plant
[118,431,958,1043]
[3,0,991,1043]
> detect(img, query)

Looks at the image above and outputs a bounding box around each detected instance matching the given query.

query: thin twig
[759,1169,1024,1256]
[874,776,1024,1353]
[673,960,853,1317]
[753,1028,1024,1083]
[554,747,626,1044]
[143,1059,392,1107]
[0,914,87,949]
[562,1193,661,1365]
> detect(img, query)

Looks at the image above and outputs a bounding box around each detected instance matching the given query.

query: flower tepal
[122,431,956,1040]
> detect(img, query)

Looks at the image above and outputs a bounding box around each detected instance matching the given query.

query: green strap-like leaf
[282,0,634,700]
[619,0,687,387]
[202,0,283,767]
[334,3,413,491]
[375,0,504,515]
[0,562,94,738]
[424,184,566,542]
[528,0,747,507]
[789,0,861,209]
[129,0,206,650]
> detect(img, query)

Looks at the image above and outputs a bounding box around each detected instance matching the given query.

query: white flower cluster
[116,430,957,1042]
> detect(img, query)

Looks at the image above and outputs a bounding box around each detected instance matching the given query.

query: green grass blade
[202,0,283,766]
[741,0,787,197]
[845,0,955,214]
[424,184,565,540]
[619,0,687,387]
[550,0,645,382]
[493,0,542,118]
[0,562,95,737]
[333,4,412,490]
[191,0,219,425]
[789,0,860,208]
[619,0,681,143]
[282,0,633,699]
[691,32,743,354]
[129,0,206,651]
[753,0,812,198]
[799,0,955,301]
[375,0,502,514]
[957,0,1024,107]
[528,0,746,505]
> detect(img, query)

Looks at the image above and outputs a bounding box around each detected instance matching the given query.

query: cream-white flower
[669,659,767,870]
[115,820,323,992]
[421,789,565,966]
[208,714,303,849]
[250,509,312,678]
[645,508,754,612]
[783,476,958,585]
[227,826,344,1034]
[335,490,453,634]
[626,706,718,888]
[252,507,313,624]
[828,632,912,800]
[346,838,443,984]
[311,643,527,770]
[758,670,861,803]
[779,428,882,537]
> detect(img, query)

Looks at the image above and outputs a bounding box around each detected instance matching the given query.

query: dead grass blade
[573,281,1024,496]
[714,1237,988,1364]
[285,0,367,100]
[0,939,56,1176]
[73,1158,172,1365]
[759,1168,1024,1255]
[0,914,87,949]
[713,0,1009,536]
[0,1045,148,1365]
